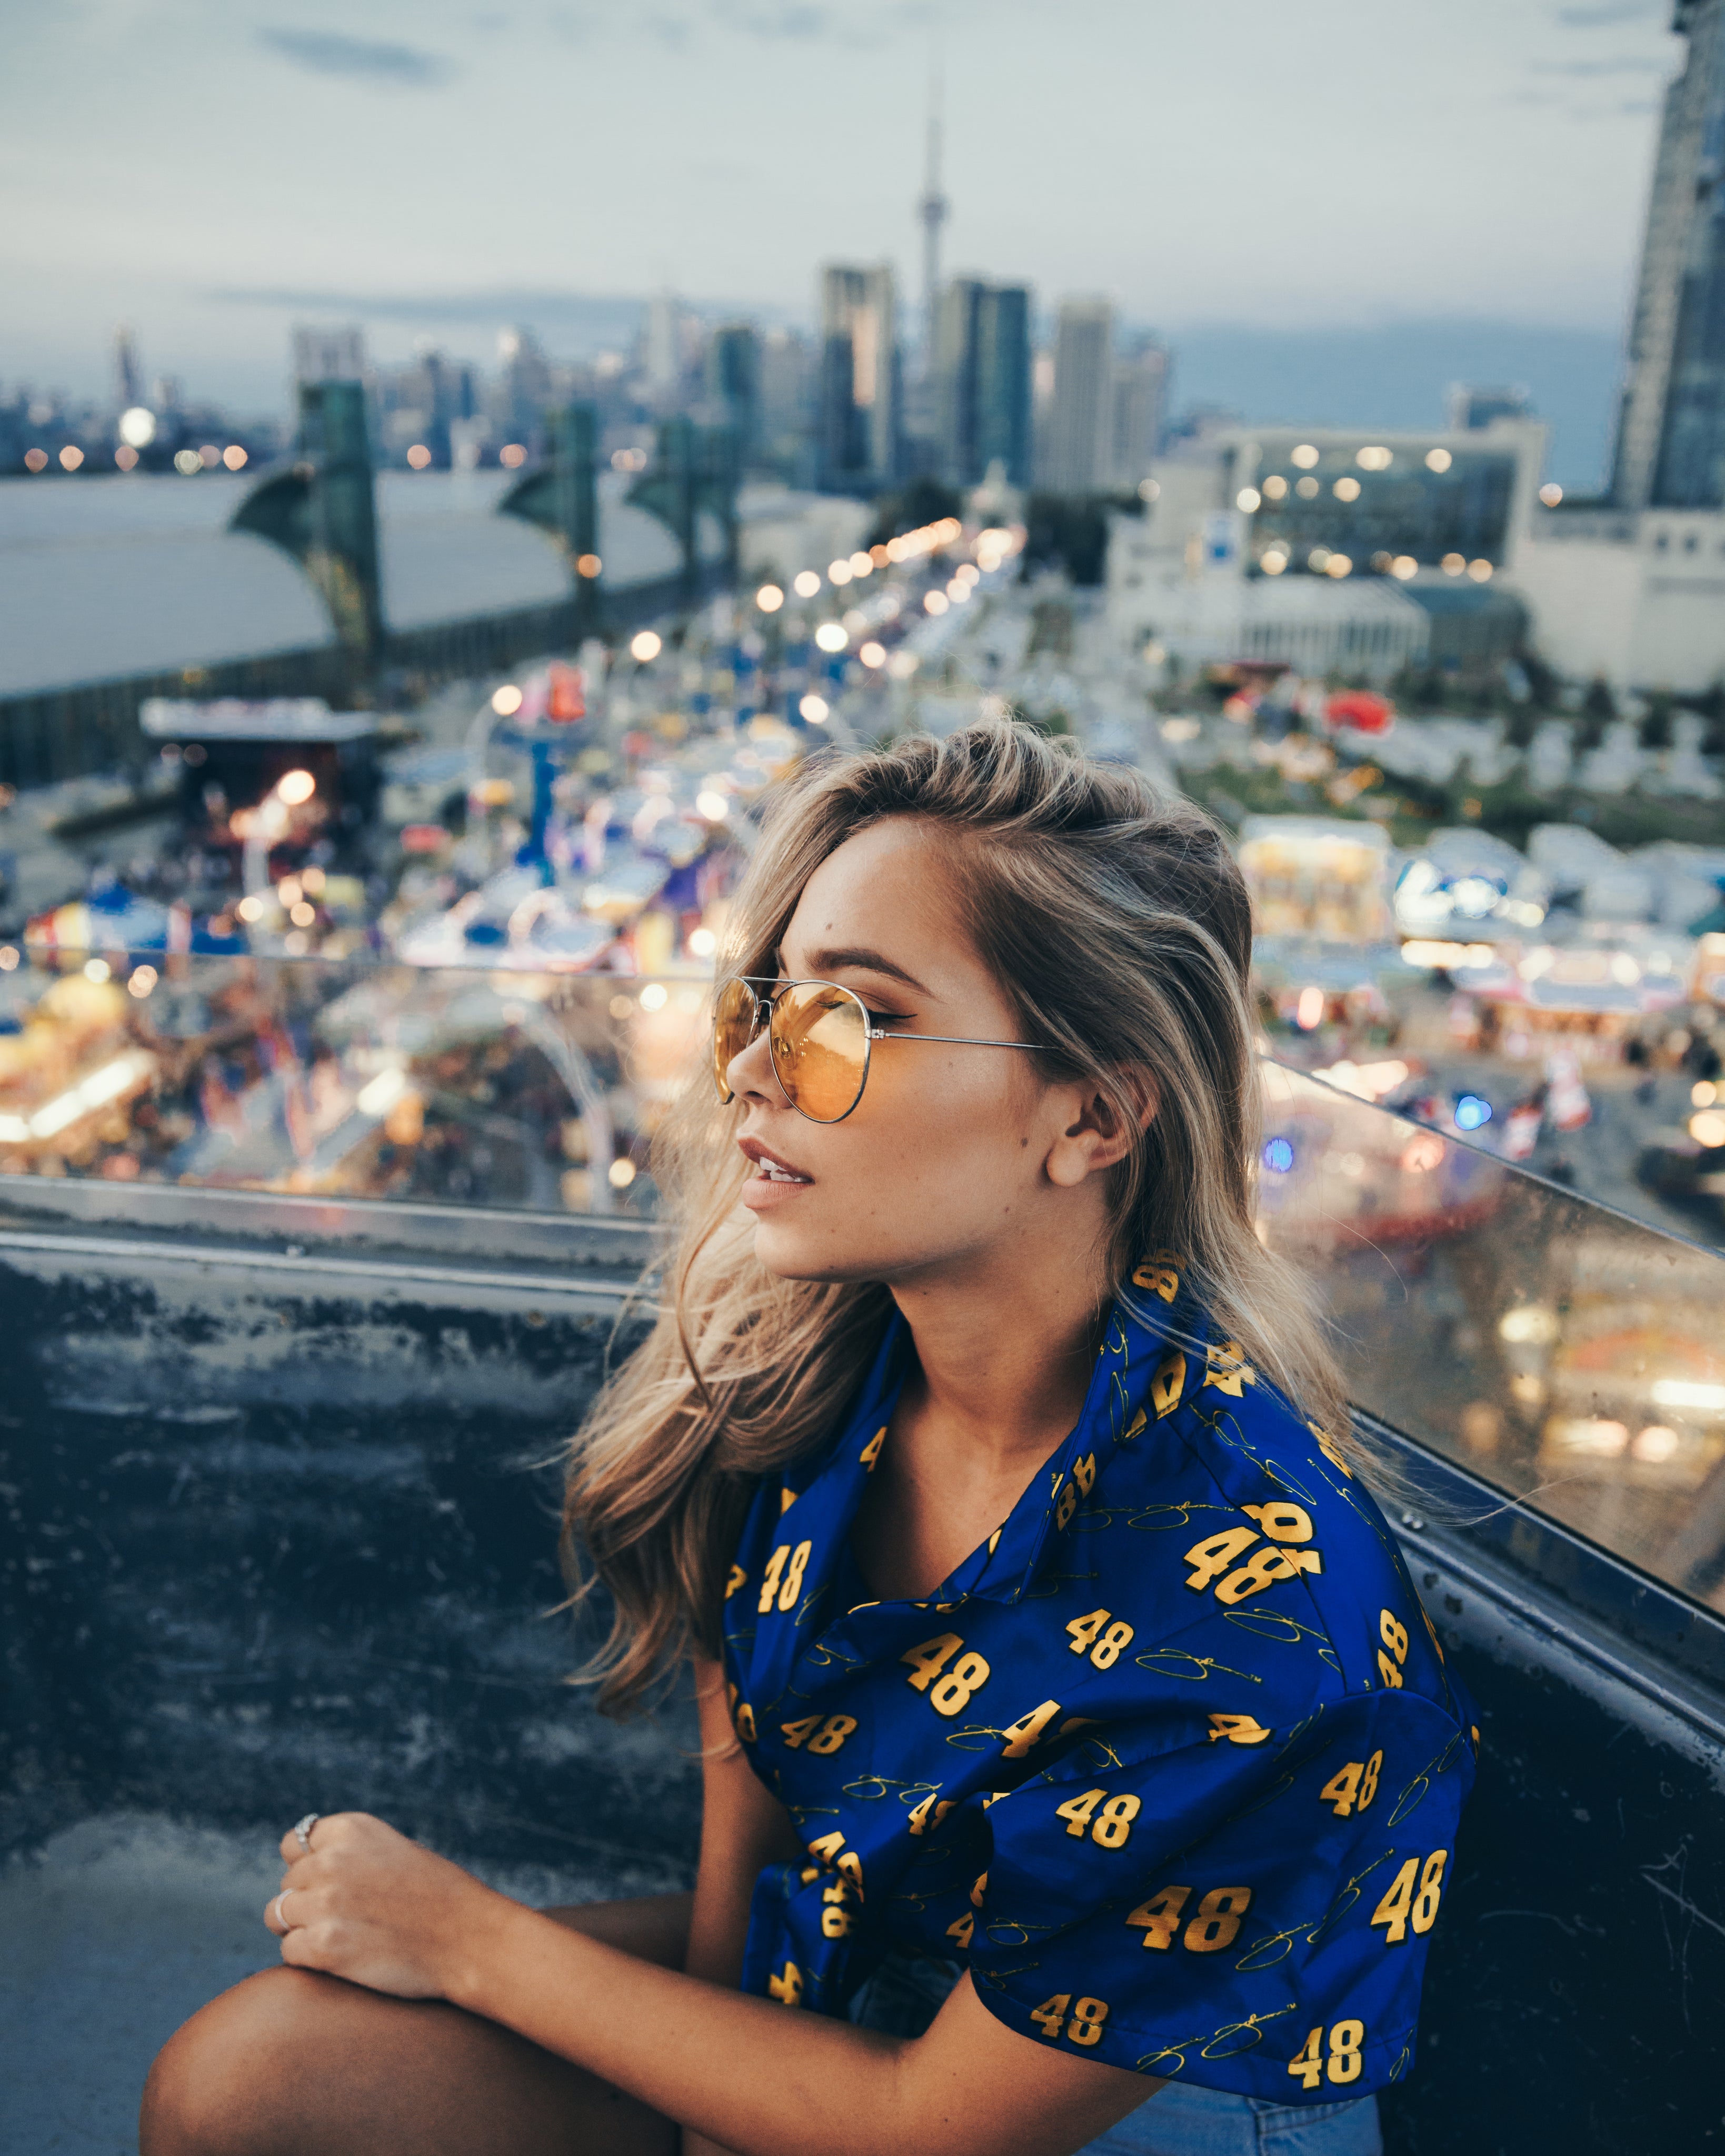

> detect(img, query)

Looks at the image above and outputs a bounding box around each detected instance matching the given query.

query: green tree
[1575,675,1616,751]
[1023,494,1111,586]
[1689,677,1725,758]
[1504,703,1539,751]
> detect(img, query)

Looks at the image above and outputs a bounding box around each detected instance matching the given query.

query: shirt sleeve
[966,1688,1473,2101]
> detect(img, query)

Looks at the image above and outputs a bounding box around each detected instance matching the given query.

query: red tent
[1324,689,1394,734]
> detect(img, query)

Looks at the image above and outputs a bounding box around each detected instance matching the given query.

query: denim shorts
[847,1955,1381,2156]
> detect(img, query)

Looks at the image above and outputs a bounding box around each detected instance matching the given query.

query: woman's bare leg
[139,1893,692,2156]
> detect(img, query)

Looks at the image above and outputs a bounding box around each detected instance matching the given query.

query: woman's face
[725,816,1115,1291]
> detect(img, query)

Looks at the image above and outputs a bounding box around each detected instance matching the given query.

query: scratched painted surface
[1378,1547,1725,2155]
[0,1252,696,1878]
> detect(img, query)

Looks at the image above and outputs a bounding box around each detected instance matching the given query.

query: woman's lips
[739,1136,813,1189]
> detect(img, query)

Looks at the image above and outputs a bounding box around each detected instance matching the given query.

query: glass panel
[5,939,1724,1617]
[1243,856,1725,1260]
[0,950,710,1218]
[1259,1062,1725,1615]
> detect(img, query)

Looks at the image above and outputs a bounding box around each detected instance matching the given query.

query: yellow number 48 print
[1065,1608,1136,1668]
[1288,2020,1365,2089]
[757,1541,812,1615]
[1125,1883,1253,1953]
[900,1633,992,1718]
[1370,1850,1447,1944]
[1318,1750,1382,1818]
[1030,1994,1111,2047]
[1053,1787,1142,1847]
[779,1713,857,1754]
[1377,1606,1409,1690]
[1182,1509,1323,1608]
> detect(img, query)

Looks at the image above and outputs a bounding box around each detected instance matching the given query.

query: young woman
[143,721,1474,2156]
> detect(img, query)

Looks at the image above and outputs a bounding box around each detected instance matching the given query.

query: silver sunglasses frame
[715,975,1053,1125]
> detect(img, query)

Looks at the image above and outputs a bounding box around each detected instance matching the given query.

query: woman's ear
[1044,1070,1159,1187]
[1116,1064,1160,1135]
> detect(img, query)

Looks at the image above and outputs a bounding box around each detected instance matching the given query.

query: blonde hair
[562,719,1357,1713]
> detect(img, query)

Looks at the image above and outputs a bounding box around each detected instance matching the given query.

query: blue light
[1262,1136,1295,1174]
[1454,1095,1492,1132]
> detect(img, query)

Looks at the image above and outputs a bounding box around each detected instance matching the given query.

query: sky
[0,1,1687,484]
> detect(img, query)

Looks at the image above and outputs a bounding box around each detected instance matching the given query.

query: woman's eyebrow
[800,946,929,993]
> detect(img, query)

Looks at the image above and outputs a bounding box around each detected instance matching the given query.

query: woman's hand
[264,1812,520,2000]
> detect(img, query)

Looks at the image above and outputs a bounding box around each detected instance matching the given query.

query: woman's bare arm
[265,1661,1159,2156]
[681,1654,805,2156]
[439,1911,1153,2156]
[683,1653,804,1990]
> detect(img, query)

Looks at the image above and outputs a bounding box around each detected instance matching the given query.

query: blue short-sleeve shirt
[721,1257,1477,2102]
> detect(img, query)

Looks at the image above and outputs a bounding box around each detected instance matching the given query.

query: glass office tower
[1612,0,1725,509]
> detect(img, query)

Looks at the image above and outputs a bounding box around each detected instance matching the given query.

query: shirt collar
[786,1250,1203,1615]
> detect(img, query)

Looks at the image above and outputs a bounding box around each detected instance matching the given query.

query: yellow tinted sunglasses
[713,975,1052,1125]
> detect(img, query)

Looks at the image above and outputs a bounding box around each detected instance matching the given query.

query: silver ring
[273,1889,295,1930]
[292,1813,320,1852]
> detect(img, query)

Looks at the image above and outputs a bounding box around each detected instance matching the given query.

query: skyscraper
[113,326,142,414]
[817,263,899,492]
[645,292,681,398]
[1447,383,1532,433]
[976,285,1033,487]
[1109,338,1168,488]
[708,323,762,467]
[491,326,553,445]
[933,277,985,481]
[1040,298,1114,494]
[1611,0,1725,508]
[758,328,814,481]
[933,278,1032,487]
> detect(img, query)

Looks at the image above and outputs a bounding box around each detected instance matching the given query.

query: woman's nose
[726,1014,779,1105]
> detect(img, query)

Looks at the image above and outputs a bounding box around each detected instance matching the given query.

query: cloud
[641,12,694,46]
[1505,79,1663,118]
[210,284,638,318]
[1554,2,1662,22]
[1531,54,1667,75]
[544,1,881,51]
[257,29,457,86]
[736,4,831,33]
[540,1,834,48]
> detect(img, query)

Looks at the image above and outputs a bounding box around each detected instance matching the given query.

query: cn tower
[917,74,948,370]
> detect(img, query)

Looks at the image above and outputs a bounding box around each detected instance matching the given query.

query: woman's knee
[141,1965,345,2155]
[138,1959,657,2156]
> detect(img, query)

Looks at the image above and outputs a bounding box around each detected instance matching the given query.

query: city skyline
[3,1,1686,426]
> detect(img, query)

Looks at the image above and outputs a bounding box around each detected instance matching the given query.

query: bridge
[0,391,739,790]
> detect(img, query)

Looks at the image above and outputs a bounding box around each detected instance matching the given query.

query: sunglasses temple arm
[873,1032,1055,1051]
